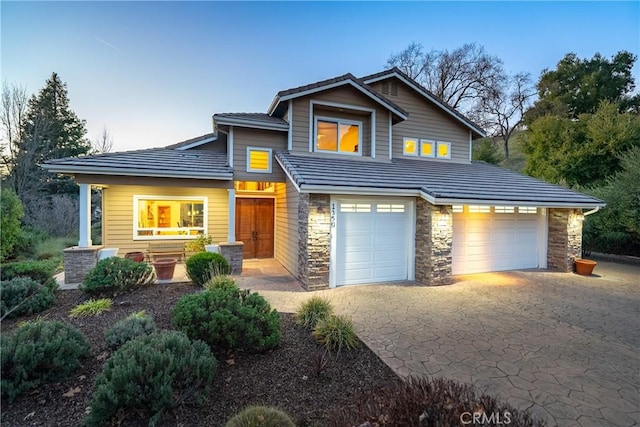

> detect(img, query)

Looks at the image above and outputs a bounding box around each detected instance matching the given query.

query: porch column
[227,188,236,242]
[78,183,92,247]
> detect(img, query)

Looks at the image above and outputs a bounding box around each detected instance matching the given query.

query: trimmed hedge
[0,277,57,319]
[1,320,90,401]
[173,286,280,354]
[80,257,154,296]
[0,259,57,283]
[86,331,217,426]
[185,252,230,286]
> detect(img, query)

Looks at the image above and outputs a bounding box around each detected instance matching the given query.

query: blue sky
[2,1,639,152]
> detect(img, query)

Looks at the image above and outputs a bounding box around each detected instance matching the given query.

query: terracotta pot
[124,251,145,262]
[153,258,177,280]
[574,259,597,276]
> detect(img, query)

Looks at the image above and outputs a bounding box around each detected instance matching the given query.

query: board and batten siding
[102,184,228,255]
[290,85,391,159]
[274,181,299,277]
[370,79,471,163]
[232,127,287,182]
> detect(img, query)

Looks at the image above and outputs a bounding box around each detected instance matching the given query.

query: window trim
[314,116,363,156]
[436,141,452,159]
[133,195,208,241]
[403,137,418,157]
[246,147,273,173]
[419,139,436,158]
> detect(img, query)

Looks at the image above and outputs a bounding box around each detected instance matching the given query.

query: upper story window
[246,147,272,173]
[420,139,435,158]
[315,117,361,155]
[436,141,451,159]
[134,196,207,240]
[403,137,418,156]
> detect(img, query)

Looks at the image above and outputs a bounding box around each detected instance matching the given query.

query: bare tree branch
[91,126,114,154]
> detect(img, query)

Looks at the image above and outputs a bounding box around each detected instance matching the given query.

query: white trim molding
[287,100,293,150]
[78,183,92,247]
[313,115,363,156]
[228,189,236,242]
[214,116,288,131]
[228,126,234,167]
[132,195,208,241]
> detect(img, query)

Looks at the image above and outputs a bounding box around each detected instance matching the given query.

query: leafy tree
[472,138,504,165]
[525,51,639,124]
[0,188,24,261]
[523,101,640,187]
[583,147,640,255]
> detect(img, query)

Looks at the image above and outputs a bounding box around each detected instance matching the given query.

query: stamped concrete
[259,261,640,427]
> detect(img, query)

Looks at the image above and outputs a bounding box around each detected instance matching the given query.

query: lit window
[468,205,490,213]
[494,206,515,213]
[420,139,435,158]
[134,196,207,240]
[436,141,451,159]
[452,205,464,213]
[234,181,274,192]
[340,203,371,213]
[247,147,272,173]
[518,207,537,214]
[315,118,361,155]
[377,204,405,213]
[403,137,418,156]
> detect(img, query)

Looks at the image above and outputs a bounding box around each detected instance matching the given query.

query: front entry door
[236,198,274,259]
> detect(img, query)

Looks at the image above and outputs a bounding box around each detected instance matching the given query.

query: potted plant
[153,258,177,280]
[124,251,145,262]
[574,258,597,276]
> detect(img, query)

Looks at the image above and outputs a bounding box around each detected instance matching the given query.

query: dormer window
[314,117,361,155]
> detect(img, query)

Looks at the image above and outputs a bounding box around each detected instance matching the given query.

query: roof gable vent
[380,80,398,96]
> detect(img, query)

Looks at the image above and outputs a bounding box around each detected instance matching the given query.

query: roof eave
[213,117,288,131]
[41,164,233,181]
[174,136,217,151]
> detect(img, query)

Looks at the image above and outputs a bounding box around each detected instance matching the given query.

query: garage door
[452,206,539,275]
[334,199,413,286]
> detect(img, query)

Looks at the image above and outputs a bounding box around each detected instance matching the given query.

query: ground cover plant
[69,298,113,317]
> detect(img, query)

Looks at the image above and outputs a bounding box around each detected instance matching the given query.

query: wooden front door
[236,198,274,259]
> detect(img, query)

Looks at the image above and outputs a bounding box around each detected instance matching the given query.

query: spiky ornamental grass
[312,314,359,353]
[295,295,333,329]
[69,298,112,317]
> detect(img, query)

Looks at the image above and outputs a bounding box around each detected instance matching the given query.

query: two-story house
[44,68,604,289]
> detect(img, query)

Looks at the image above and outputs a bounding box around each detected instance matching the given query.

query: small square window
[403,137,418,156]
[452,205,464,213]
[518,207,537,214]
[420,139,435,158]
[468,205,490,213]
[246,147,272,173]
[436,141,451,159]
[494,206,515,213]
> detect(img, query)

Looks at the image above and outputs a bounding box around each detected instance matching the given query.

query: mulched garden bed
[1,282,399,426]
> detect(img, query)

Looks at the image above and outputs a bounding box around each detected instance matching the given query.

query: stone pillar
[63,246,103,284]
[78,183,92,247]
[219,242,244,274]
[415,199,453,285]
[298,194,330,290]
[547,208,583,272]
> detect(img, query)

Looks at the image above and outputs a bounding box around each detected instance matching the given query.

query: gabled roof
[267,73,408,120]
[275,152,604,208]
[213,113,289,131]
[165,133,217,150]
[43,148,232,180]
[361,67,486,138]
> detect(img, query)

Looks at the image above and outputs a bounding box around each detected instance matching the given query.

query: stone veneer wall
[219,242,244,274]
[547,208,583,272]
[415,199,453,285]
[297,194,331,290]
[63,246,103,284]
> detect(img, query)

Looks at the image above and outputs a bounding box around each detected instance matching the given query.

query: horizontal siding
[190,136,227,153]
[371,79,471,163]
[233,127,287,182]
[274,181,299,277]
[103,185,228,255]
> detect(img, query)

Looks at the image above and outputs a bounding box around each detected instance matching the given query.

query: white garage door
[334,199,413,286]
[452,206,540,275]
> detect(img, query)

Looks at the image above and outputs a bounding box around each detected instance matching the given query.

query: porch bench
[147,242,186,263]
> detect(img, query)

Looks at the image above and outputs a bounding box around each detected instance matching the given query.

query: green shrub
[0,277,57,319]
[173,287,280,354]
[295,295,333,329]
[472,138,505,165]
[11,227,49,260]
[204,274,238,291]
[69,298,112,317]
[1,320,90,401]
[0,259,58,283]
[185,234,214,253]
[0,188,24,262]
[105,311,156,349]
[225,405,296,427]
[186,251,230,286]
[80,257,154,296]
[86,331,217,427]
[329,376,545,427]
[313,315,359,352]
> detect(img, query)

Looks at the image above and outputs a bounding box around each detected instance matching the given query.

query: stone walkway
[259,262,640,427]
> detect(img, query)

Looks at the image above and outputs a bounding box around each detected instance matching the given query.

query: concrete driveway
[259,261,640,427]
